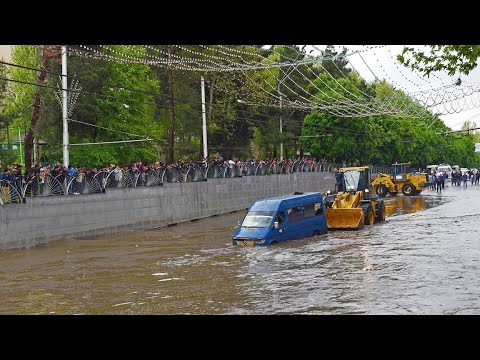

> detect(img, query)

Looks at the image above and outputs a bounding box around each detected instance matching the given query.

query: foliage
[0,61,8,128]
[301,67,478,168]
[1,44,478,170]
[43,46,162,167]
[1,46,39,131]
[397,45,480,76]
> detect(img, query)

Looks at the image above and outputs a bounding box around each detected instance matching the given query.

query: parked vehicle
[437,164,453,178]
[372,162,432,196]
[232,192,327,246]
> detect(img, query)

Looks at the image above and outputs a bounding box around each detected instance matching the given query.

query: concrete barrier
[0,172,335,249]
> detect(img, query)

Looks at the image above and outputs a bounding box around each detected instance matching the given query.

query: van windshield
[242,211,275,228]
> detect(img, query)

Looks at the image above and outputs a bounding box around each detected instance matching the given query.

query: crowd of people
[427,169,480,193]
[0,156,333,202]
[0,156,330,182]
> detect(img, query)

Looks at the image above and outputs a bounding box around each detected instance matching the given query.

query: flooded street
[1,185,480,314]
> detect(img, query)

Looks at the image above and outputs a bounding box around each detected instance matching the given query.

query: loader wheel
[375,200,386,222]
[375,184,388,197]
[402,183,415,196]
[361,204,375,225]
[389,192,398,196]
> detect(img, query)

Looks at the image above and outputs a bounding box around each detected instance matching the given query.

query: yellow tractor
[325,166,386,230]
[371,162,432,197]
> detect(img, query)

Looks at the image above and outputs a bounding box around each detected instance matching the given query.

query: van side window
[303,203,316,218]
[287,206,303,223]
[314,202,323,216]
[276,211,285,224]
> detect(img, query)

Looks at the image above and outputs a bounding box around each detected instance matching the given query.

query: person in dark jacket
[0,168,14,183]
[335,169,344,193]
[462,172,468,188]
[435,174,442,193]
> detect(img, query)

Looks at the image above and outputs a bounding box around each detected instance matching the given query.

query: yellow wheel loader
[325,166,386,230]
[371,162,432,197]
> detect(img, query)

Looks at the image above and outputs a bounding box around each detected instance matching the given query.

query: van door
[271,210,289,242]
[286,206,308,240]
[302,202,327,236]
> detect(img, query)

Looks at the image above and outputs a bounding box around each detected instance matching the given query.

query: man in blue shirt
[0,168,15,183]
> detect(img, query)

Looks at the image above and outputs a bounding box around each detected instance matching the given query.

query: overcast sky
[0,45,10,61]
[311,45,480,130]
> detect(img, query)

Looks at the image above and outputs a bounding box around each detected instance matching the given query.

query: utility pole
[167,45,175,164]
[201,76,208,159]
[62,45,69,167]
[279,82,283,161]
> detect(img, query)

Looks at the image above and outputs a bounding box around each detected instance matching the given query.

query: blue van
[232,192,327,246]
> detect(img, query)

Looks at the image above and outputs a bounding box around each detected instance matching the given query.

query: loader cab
[392,162,411,182]
[340,167,371,193]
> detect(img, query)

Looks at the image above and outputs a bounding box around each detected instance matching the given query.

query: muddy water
[1,186,480,314]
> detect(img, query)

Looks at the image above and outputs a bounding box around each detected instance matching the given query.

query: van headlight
[255,238,265,245]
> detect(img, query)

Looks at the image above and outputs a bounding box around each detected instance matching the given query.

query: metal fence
[0,161,394,205]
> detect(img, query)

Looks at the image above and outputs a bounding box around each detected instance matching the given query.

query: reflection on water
[1,188,480,314]
[384,194,446,217]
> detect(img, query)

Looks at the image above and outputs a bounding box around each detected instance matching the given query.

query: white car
[437,165,452,179]
[460,168,469,175]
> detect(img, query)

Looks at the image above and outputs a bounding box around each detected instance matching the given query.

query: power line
[70,138,153,146]
[0,75,312,131]
[439,127,480,135]
[0,59,304,122]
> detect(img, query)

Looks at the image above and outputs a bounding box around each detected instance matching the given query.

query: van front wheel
[312,230,321,236]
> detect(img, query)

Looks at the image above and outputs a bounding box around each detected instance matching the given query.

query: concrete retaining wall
[0,172,335,249]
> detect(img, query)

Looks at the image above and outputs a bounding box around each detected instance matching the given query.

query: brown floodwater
[1,185,479,314]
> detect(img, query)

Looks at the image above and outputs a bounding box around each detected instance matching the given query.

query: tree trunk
[24,47,49,171]
[33,138,38,165]
[24,46,59,171]
[167,46,175,164]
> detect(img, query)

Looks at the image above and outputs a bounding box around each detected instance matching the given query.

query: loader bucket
[326,208,365,230]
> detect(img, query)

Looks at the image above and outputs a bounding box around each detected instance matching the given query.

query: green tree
[397,45,480,76]
[301,73,381,164]
[67,46,162,166]
[0,61,8,127]
[300,66,477,168]
[1,46,39,147]
[41,45,163,167]
[0,61,18,167]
